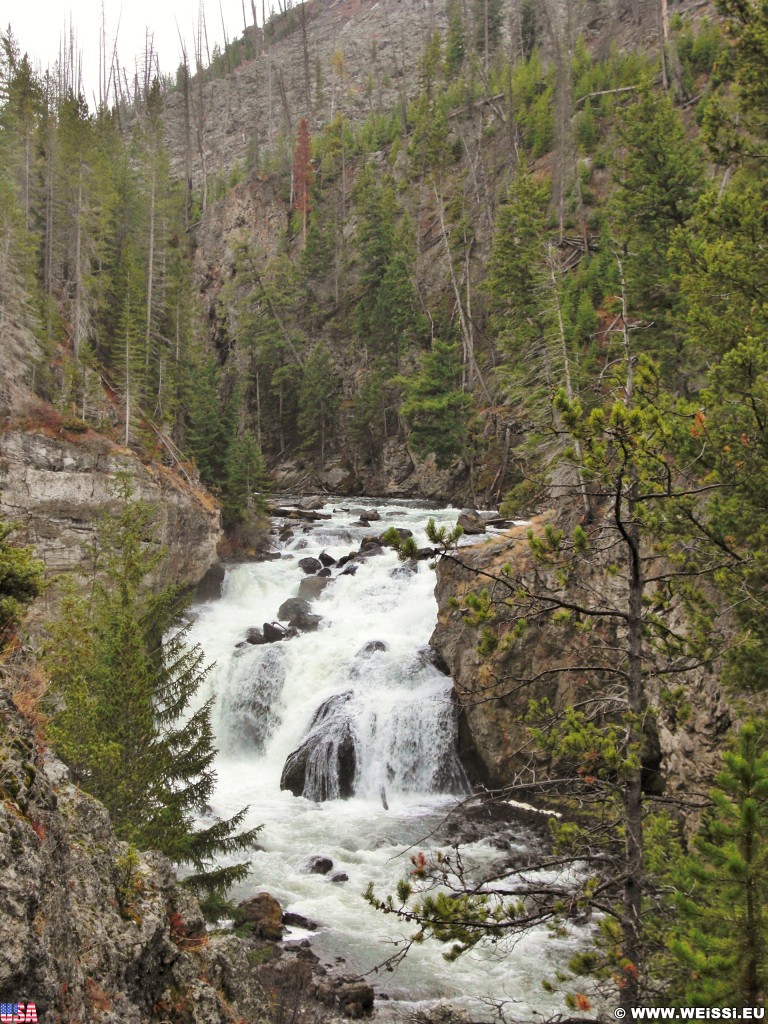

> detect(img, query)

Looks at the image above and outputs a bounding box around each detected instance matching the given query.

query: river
[186,499,577,1020]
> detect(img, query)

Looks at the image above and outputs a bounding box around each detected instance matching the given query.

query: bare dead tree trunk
[300,1,312,109]
[547,242,590,517]
[145,167,156,371]
[434,184,491,401]
[276,66,293,136]
[218,0,232,72]
[73,174,85,362]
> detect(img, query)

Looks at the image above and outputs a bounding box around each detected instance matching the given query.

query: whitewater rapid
[186,499,575,1018]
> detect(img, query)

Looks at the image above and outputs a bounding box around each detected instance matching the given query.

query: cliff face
[0,430,221,618]
[0,689,265,1022]
[430,519,732,805]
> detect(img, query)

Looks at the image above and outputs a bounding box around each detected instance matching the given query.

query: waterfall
[186,499,573,1020]
[208,501,468,801]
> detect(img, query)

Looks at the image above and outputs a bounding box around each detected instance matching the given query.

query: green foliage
[222,431,271,530]
[485,168,550,361]
[425,517,464,550]
[610,89,703,365]
[445,0,466,76]
[186,354,235,487]
[686,338,768,693]
[46,478,259,915]
[297,343,341,461]
[668,723,768,1005]
[398,339,474,468]
[0,518,44,648]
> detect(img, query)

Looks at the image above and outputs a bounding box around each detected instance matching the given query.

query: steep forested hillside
[1,0,733,513]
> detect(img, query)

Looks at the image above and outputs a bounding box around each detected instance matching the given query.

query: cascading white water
[186,500,576,1019]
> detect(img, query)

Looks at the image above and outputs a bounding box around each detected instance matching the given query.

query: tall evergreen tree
[398,339,474,468]
[670,722,768,1005]
[47,479,259,914]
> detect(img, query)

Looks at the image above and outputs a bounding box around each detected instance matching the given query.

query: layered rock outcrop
[0,688,266,1022]
[0,429,221,617]
[430,516,732,805]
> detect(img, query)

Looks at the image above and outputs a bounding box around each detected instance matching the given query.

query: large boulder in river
[457,509,486,534]
[356,640,387,658]
[263,621,293,643]
[278,598,309,621]
[303,855,334,875]
[298,556,323,574]
[235,892,284,941]
[298,576,331,602]
[299,496,325,511]
[280,692,357,800]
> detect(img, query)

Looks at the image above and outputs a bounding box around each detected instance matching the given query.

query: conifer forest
[2,0,768,1021]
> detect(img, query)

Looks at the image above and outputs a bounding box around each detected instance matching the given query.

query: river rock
[303,855,334,875]
[299,496,325,511]
[244,627,266,645]
[378,527,413,543]
[457,509,486,534]
[283,911,318,930]
[418,645,451,676]
[357,537,384,559]
[356,640,387,657]
[330,872,349,883]
[236,892,284,941]
[298,576,331,603]
[416,546,437,560]
[359,509,380,522]
[278,596,324,629]
[263,621,293,643]
[318,551,337,567]
[336,980,375,1018]
[280,692,357,800]
[195,562,226,602]
[341,564,358,576]
[390,562,417,579]
[299,556,323,575]
[317,567,332,577]
[255,549,282,561]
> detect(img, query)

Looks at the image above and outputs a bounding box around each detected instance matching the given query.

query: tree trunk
[621,476,645,1011]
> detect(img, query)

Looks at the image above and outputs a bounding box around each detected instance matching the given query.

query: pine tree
[0,518,44,649]
[609,88,702,370]
[670,722,768,1005]
[297,343,340,463]
[47,478,259,915]
[445,0,466,77]
[398,339,474,468]
[370,354,731,1010]
[222,430,271,529]
[186,354,234,487]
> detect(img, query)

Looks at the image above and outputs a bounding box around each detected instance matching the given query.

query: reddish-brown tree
[292,117,314,246]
